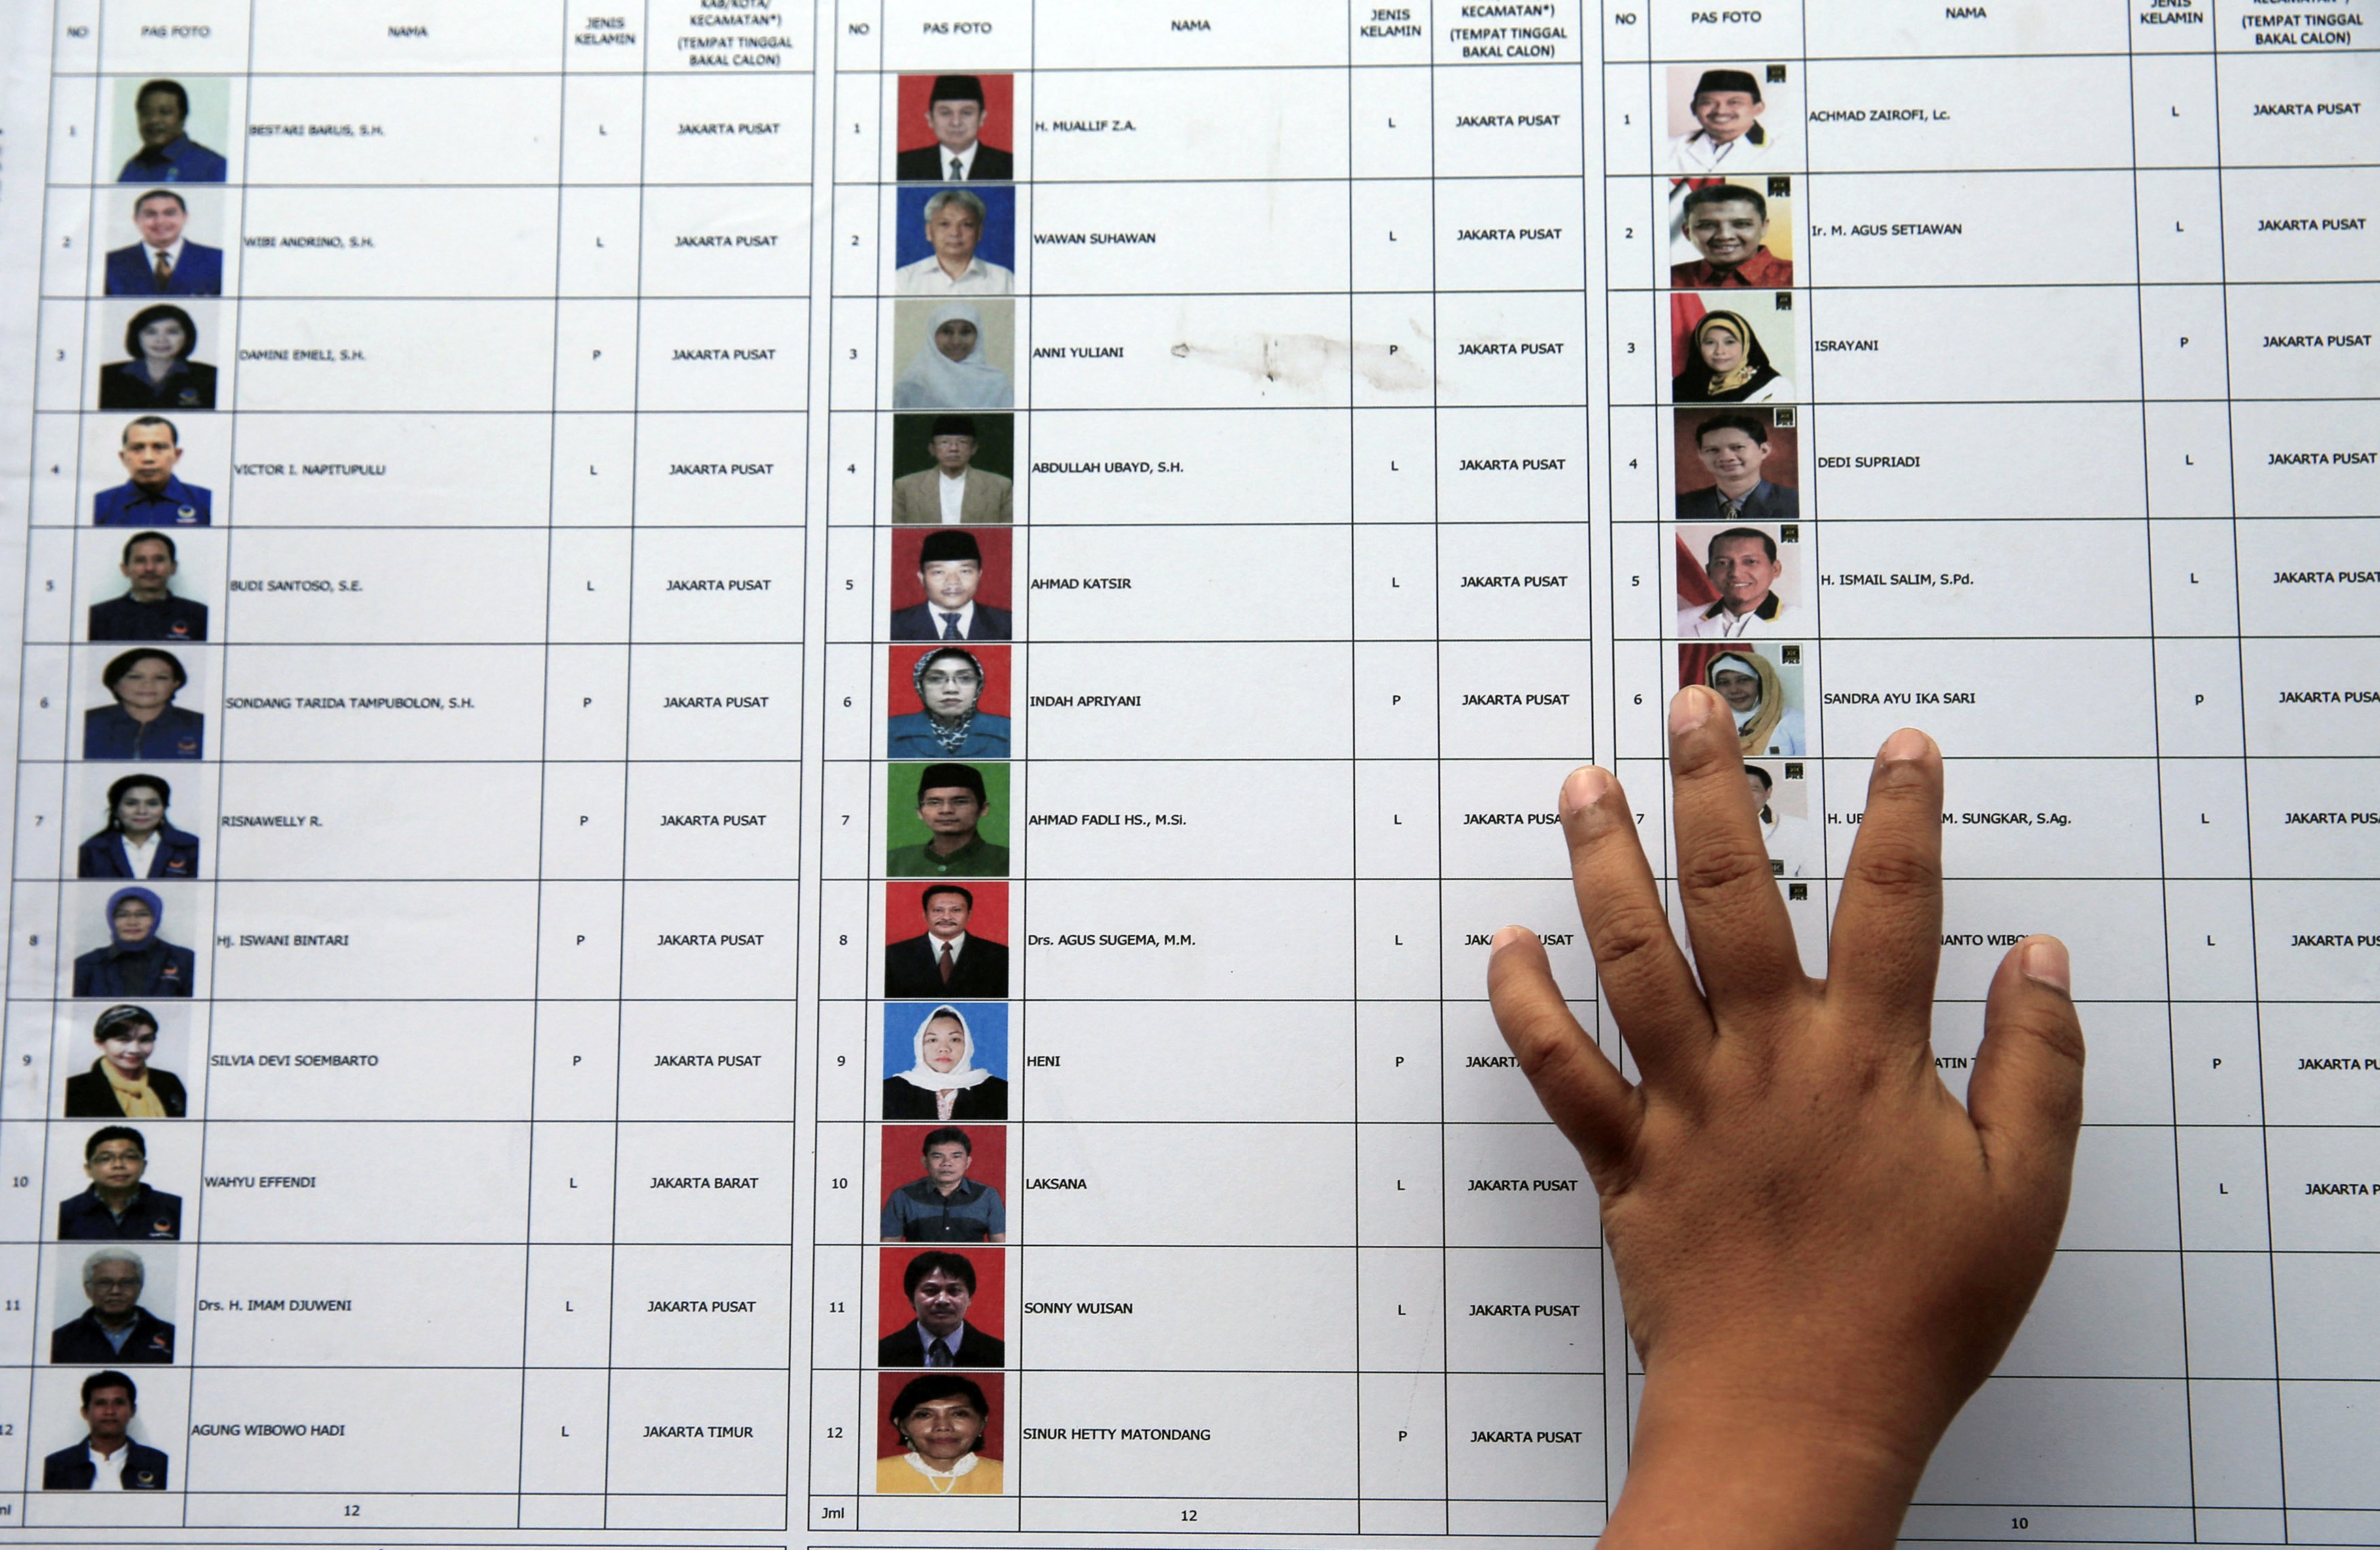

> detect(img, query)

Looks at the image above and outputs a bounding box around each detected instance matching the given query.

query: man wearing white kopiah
[1677,526,1803,638]
[895,188,1015,296]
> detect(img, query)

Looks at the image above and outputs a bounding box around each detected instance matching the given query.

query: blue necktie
[940,612,962,640]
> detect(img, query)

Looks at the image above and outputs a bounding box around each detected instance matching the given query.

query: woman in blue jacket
[83,648,203,761]
[78,774,199,880]
[71,887,194,999]
[889,647,1011,759]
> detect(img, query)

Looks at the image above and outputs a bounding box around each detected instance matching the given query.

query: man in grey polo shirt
[880,1126,1007,1243]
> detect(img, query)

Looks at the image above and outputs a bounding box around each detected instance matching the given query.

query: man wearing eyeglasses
[50,1250,175,1364]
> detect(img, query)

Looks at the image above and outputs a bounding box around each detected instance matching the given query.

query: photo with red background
[879,1122,1008,1221]
[896,73,1014,155]
[878,1244,1006,1341]
[1673,406,1799,495]
[890,528,1011,613]
[887,644,1010,717]
[877,1371,1004,1463]
[884,878,1008,949]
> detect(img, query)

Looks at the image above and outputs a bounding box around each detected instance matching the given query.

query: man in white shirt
[1678,526,1803,638]
[1667,68,1776,260]
[896,188,1015,296]
[42,1371,169,1489]
[1748,763,1809,879]
[891,415,1014,525]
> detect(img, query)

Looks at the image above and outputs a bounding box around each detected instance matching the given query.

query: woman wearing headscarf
[1671,307,1790,404]
[78,774,199,880]
[889,647,1011,759]
[83,647,203,761]
[71,886,195,999]
[63,1005,188,1119]
[1704,649,1805,757]
[98,303,216,410]
[883,1005,1008,1121]
[892,300,1014,410]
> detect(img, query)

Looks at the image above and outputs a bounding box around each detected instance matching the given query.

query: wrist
[1603,1364,1939,1550]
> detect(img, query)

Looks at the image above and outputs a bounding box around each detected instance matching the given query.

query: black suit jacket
[886,933,1008,999]
[63,1063,188,1120]
[884,1075,1009,1120]
[877,1321,1006,1368]
[1675,479,1799,524]
[51,1305,175,1364]
[44,1438,169,1489]
[889,601,1013,642]
[896,142,1015,181]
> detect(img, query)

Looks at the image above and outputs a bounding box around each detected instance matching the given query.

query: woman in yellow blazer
[874,1374,1003,1495]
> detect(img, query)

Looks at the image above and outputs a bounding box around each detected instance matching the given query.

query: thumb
[1967,935,2086,1211]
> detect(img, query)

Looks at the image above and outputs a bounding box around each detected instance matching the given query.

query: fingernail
[1878,726,1933,763]
[1561,765,1611,816]
[2020,936,2071,997]
[1669,686,1712,738]
[1491,925,1533,953]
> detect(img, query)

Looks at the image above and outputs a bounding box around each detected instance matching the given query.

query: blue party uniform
[117,135,226,184]
[71,886,195,999]
[50,1306,175,1364]
[97,358,215,411]
[43,1439,169,1490]
[89,593,207,642]
[103,241,224,296]
[58,1184,182,1240]
[83,704,203,761]
[76,821,200,880]
[93,475,210,528]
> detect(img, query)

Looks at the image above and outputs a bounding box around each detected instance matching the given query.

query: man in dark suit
[90,532,207,642]
[895,75,1015,181]
[52,1250,175,1364]
[878,1250,1005,1367]
[44,1371,169,1489]
[887,884,1008,998]
[105,189,224,296]
[1675,411,1799,523]
[890,530,1012,641]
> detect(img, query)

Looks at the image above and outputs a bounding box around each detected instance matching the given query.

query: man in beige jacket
[892,415,1013,525]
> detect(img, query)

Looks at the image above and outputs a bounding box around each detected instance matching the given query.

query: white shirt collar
[928,931,970,957]
[89,1443,129,1489]
[914,1318,970,1353]
[929,600,976,635]
[145,235,187,266]
[943,142,979,179]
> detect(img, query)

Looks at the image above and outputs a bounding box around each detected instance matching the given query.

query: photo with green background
[886,761,1011,850]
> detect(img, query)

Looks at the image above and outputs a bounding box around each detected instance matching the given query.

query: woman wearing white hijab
[893,301,1014,410]
[884,1004,1008,1121]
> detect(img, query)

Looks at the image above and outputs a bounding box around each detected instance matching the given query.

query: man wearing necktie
[889,529,1013,641]
[895,75,1016,182]
[877,1251,1005,1367]
[885,884,1009,999]
[103,190,224,297]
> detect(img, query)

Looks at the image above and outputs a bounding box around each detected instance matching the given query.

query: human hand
[1487,687,2084,1549]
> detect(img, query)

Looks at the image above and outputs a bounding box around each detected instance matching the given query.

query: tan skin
[1686,198,1769,270]
[927,98,984,156]
[916,791,985,856]
[1705,534,1782,618]
[910,1266,973,1339]
[110,658,183,724]
[133,194,186,252]
[926,204,983,279]
[934,319,978,363]
[82,1383,135,1458]
[133,317,188,387]
[1710,664,1761,716]
[917,1017,968,1073]
[1691,88,1765,145]
[1487,689,2083,1549]
[898,1395,986,1468]
[930,434,976,476]
[918,559,981,613]
[84,1258,145,1333]
[1697,321,1747,378]
[118,423,182,492]
[1695,426,1770,499]
[883,1138,1004,1242]
[85,1139,149,1215]
[135,89,186,152]
[114,783,168,838]
[917,658,982,724]
[121,540,177,602]
[97,1020,158,1083]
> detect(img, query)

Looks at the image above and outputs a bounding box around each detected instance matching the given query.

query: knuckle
[1586,901,1677,976]
[1846,833,1939,898]
[1675,840,1773,901]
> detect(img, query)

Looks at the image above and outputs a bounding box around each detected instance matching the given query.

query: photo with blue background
[894,184,1016,271]
[883,999,1009,1081]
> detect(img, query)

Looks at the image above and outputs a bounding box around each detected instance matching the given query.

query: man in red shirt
[1670,184,1793,289]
